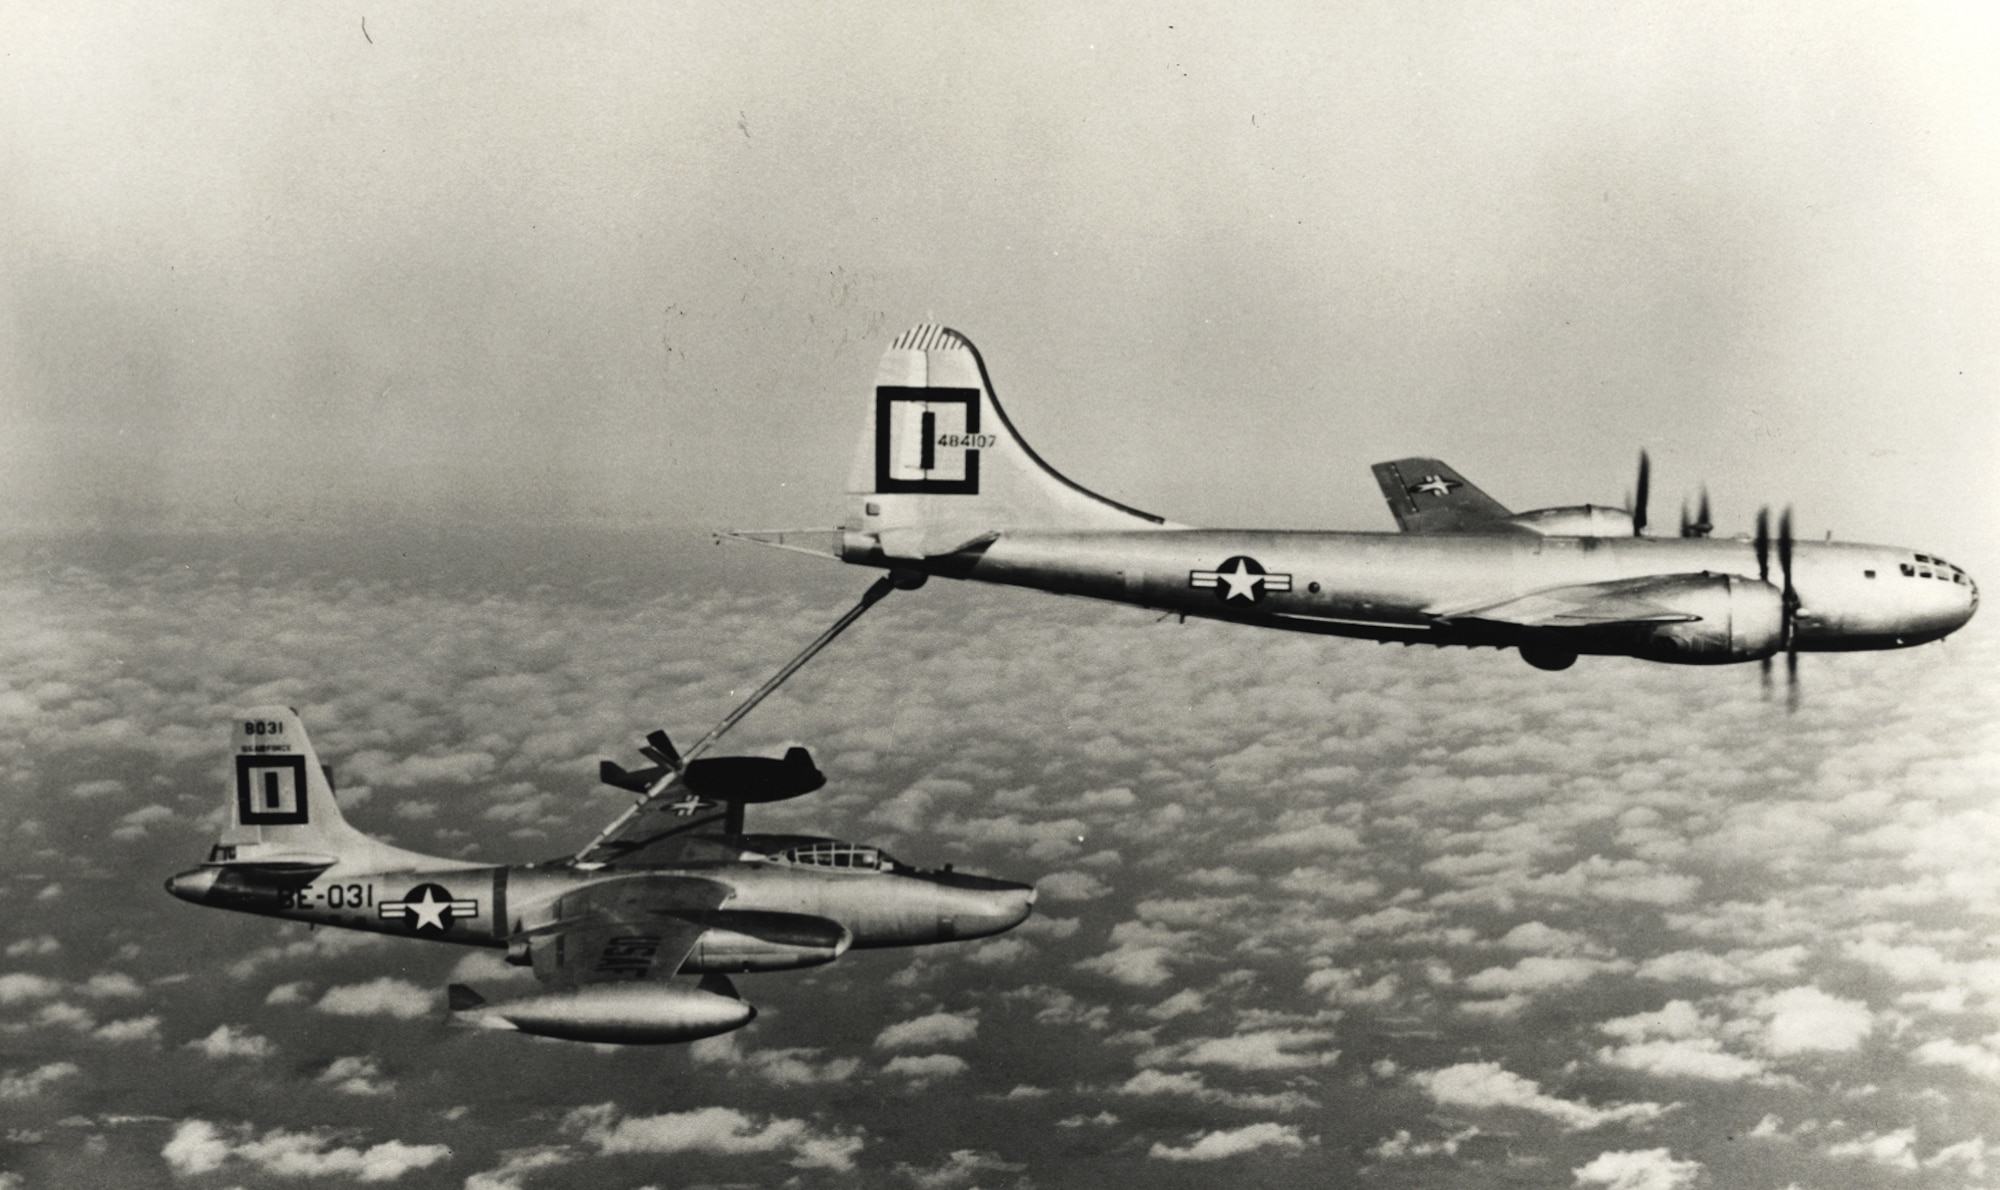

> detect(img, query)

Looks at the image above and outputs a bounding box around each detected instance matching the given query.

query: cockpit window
[1916,554,1934,564]
[1900,563,1915,577]
[778,841,896,871]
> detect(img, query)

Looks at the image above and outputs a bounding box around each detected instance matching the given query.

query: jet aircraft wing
[575,766,733,868]
[579,743,827,868]
[1372,458,1516,533]
[1430,576,1706,629]
[529,875,732,988]
[575,786,732,868]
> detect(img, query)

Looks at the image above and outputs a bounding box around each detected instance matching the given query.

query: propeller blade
[1679,499,1691,538]
[1632,451,1650,536]
[1760,654,1773,700]
[1777,507,1794,598]
[1777,507,1797,638]
[1778,507,1800,712]
[1695,488,1712,537]
[1754,507,1770,583]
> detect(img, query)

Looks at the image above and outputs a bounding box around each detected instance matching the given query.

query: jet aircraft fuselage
[169,848,1032,960]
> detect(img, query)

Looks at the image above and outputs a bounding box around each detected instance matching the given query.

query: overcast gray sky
[4,2,1996,566]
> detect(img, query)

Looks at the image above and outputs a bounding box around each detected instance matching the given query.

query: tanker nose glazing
[1920,553,1978,637]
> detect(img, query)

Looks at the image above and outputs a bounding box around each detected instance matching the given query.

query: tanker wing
[1431,576,1706,628]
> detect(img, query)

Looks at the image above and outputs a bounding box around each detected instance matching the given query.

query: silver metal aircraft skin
[166,708,1035,1044]
[734,324,1977,673]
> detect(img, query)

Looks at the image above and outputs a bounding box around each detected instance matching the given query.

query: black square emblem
[236,754,309,825]
[874,387,983,494]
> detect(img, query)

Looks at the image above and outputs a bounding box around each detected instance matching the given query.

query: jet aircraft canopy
[774,840,901,871]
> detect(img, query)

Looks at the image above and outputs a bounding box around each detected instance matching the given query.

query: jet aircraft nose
[933,875,1036,940]
[165,867,220,904]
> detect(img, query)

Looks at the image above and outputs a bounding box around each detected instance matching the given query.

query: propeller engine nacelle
[1505,451,1655,538]
[681,909,852,974]
[1632,573,1785,664]
[1503,505,1638,537]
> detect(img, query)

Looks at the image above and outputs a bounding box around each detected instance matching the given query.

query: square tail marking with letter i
[236,753,309,825]
[875,387,985,494]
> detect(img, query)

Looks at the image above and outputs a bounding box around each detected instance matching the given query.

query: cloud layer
[0,528,1993,1187]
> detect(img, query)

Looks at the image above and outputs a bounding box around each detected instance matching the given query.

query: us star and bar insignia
[379,883,479,934]
[1189,556,1293,605]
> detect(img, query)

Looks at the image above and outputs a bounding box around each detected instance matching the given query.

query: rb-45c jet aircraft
[167,708,1034,1044]
[734,325,1977,687]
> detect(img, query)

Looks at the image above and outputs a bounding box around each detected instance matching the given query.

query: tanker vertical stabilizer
[844,324,1179,560]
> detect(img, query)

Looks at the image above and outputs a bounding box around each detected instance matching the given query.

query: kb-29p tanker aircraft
[734,325,1976,690]
[167,708,1034,1044]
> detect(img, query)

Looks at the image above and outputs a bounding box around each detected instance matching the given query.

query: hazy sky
[4,3,1996,567]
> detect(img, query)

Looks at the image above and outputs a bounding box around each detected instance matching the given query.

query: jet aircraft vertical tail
[203,707,463,875]
[216,707,371,863]
[843,325,1174,560]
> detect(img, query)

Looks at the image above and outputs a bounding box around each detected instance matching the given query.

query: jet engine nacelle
[682,909,852,974]
[1504,505,1636,537]
[1632,573,1784,664]
[468,982,755,1045]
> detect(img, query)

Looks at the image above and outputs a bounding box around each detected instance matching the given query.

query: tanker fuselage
[847,529,1976,660]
